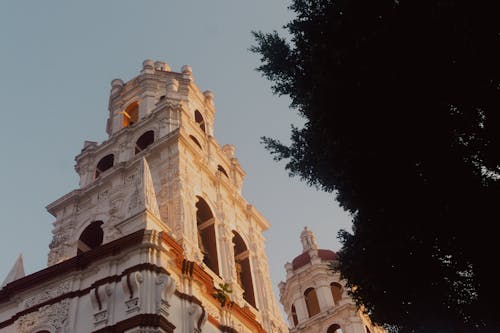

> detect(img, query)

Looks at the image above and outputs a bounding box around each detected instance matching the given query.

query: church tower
[278,227,385,333]
[0,60,287,333]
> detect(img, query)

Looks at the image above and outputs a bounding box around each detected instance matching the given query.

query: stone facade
[0,60,287,333]
[278,228,386,333]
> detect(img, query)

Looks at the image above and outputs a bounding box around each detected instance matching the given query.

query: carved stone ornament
[189,302,207,333]
[93,310,108,327]
[24,280,71,309]
[155,273,176,317]
[16,298,71,333]
[204,301,221,322]
[163,100,183,112]
[125,297,140,314]
[90,283,114,327]
[122,271,144,315]
[47,224,73,266]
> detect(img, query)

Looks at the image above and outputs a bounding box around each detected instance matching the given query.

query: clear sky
[0,0,351,304]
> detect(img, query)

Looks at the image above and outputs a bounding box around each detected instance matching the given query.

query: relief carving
[16,298,71,333]
[24,280,71,309]
[121,272,143,314]
[155,273,176,317]
[189,302,207,333]
[90,283,114,327]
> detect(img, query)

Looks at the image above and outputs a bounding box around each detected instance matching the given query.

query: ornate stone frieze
[24,280,71,309]
[16,298,71,333]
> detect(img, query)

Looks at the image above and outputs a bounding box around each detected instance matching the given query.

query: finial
[300,226,318,252]
[203,90,215,105]
[111,78,124,88]
[181,65,192,75]
[110,79,124,96]
[154,61,171,72]
[141,59,155,74]
[143,59,154,68]
[222,144,236,158]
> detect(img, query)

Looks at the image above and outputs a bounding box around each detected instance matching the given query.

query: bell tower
[279,227,386,333]
[0,60,287,333]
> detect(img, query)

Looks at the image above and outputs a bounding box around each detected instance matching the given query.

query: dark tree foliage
[252,0,499,332]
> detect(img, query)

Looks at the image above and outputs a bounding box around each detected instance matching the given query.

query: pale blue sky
[0,0,351,300]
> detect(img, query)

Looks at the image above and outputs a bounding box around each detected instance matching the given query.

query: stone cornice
[0,228,267,333]
[45,189,80,216]
[92,313,175,333]
[0,230,146,304]
[0,261,169,330]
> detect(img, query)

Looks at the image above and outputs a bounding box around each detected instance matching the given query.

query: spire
[142,157,161,216]
[127,157,161,218]
[1,254,25,287]
[300,226,318,252]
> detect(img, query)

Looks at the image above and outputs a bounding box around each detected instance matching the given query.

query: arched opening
[77,221,104,255]
[291,304,299,326]
[194,110,206,132]
[35,331,50,333]
[304,287,320,318]
[190,135,202,149]
[232,231,256,308]
[123,102,139,127]
[196,197,219,275]
[331,282,343,305]
[365,326,371,333]
[95,154,114,178]
[135,130,155,154]
[217,165,229,178]
[327,324,342,333]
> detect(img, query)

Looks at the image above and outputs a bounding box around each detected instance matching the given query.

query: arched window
[304,287,320,318]
[123,102,139,127]
[95,154,114,178]
[135,130,155,154]
[331,282,343,305]
[194,110,206,132]
[190,135,202,149]
[196,197,219,275]
[232,231,256,308]
[77,221,104,255]
[217,165,229,178]
[291,304,299,326]
[327,324,342,333]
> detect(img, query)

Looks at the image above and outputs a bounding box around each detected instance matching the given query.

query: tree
[251,0,499,332]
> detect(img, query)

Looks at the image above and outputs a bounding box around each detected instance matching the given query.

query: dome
[291,249,337,270]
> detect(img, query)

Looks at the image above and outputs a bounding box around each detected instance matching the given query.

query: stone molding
[1,229,269,333]
[91,313,175,333]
